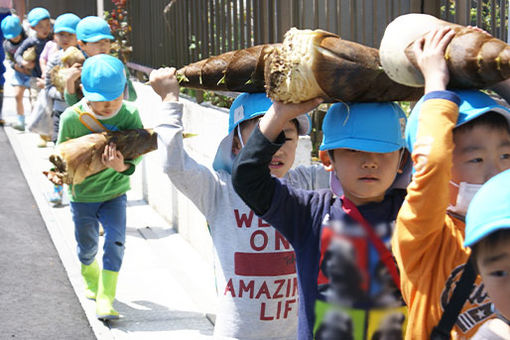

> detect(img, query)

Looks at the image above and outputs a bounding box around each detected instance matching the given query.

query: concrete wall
[130,81,313,262]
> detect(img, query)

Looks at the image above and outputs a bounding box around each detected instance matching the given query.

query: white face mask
[236,125,245,148]
[448,181,483,216]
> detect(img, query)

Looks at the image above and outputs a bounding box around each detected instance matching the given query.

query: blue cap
[81,54,126,101]
[229,92,310,135]
[27,7,50,27]
[76,16,114,42]
[1,15,21,39]
[320,102,407,153]
[465,169,510,247]
[54,13,80,34]
[406,90,510,152]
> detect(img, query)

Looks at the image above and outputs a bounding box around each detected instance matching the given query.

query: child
[150,67,327,339]
[231,94,412,339]
[465,169,510,325]
[57,54,143,320]
[0,14,26,127]
[0,0,25,126]
[43,13,80,203]
[44,13,80,142]
[64,16,136,107]
[39,38,57,78]
[12,7,52,131]
[391,27,510,339]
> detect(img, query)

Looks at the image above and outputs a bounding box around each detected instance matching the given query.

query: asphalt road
[0,127,96,340]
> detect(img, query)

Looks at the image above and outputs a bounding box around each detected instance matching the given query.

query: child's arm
[44,53,63,100]
[258,99,322,142]
[392,27,461,311]
[13,38,35,71]
[150,67,227,218]
[64,63,82,105]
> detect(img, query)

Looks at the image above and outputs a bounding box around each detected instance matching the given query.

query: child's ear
[232,135,242,156]
[319,150,334,172]
[398,149,410,174]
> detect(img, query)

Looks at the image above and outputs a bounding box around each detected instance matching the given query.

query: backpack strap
[72,106,109,133]
[430,258,476,340]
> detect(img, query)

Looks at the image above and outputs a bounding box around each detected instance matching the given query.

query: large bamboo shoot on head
[380,13,510,88]
[44,128,157,186]
[177,28,423,103]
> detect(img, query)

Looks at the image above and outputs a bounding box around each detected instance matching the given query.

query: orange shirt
[392,94,494,339]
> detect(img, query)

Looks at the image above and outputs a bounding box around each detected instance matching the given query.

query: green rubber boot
[81,259,99,300]
[96,269,120,320]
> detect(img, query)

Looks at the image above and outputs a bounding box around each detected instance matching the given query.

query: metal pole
[97,0,104,18]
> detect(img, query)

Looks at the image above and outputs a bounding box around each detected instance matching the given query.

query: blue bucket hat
[76,16,114,42]
[27,7,50,27]
[465,169,510,247]
[54,13,80,34]
[320,102,407,153]
[213,92,311,172]
[81,54,126,101]
[1,15,21,39]
[406,90,510,152]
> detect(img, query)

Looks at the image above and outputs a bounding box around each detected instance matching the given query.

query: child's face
[332,148,402,205]
[9,34,22,43]
[475,238,510,320]
[78,39,111,56]
[450,125,510,205]
[232,117,299,178]
[88,95,123,118]
[269,121,299,178]
[32,18,51,39]
[55,31,77,50]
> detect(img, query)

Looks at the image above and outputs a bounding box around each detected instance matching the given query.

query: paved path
[0,127,96,339]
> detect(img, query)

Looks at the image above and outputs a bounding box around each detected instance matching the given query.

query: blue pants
[70,194,127,272]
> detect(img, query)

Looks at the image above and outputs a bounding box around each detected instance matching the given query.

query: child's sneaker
[37,135,51,148]
[49,184,63,205]
[12,115,25,131]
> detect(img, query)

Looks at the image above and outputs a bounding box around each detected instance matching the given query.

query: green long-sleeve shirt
[57,100,143,202]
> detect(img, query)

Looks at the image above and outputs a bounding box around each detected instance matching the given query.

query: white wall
[131,81,312,262]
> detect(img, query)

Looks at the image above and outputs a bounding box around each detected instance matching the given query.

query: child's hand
[102,143,129,172]
[260,97,323,142]
[149,67,180,102]
[412,26,456,93]
[22,59,35,70]
[36,77,44,88]
[67,63,82,82]
[14,63,30,75]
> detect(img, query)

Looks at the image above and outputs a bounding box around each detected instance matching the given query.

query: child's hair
[406,90,510,153]
[454,111,510,135]
[470,229,510,272]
